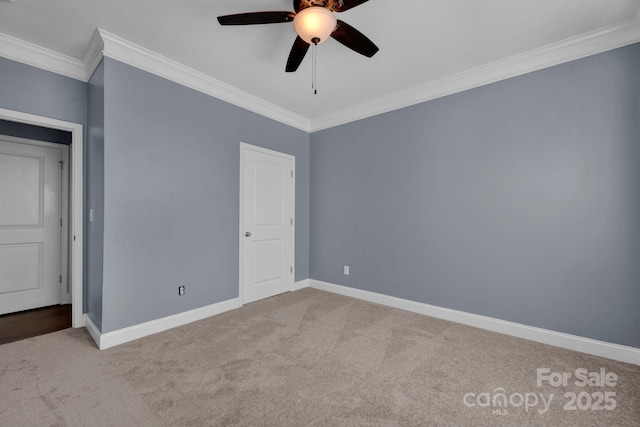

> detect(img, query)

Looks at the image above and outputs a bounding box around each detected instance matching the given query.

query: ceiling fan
[217,0,379,73]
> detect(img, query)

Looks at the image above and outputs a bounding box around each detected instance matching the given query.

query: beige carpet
[1,288,639,426]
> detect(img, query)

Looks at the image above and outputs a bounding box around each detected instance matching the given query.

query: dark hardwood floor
[0,304,72,345]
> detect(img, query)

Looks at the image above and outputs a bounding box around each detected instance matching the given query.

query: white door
[240,143,294,304]
[0,137,63,315]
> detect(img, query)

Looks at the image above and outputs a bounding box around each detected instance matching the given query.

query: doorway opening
[0,108,84,329]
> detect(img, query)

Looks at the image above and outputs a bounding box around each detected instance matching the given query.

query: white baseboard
[293,279,310,291]
[83,314,101,348]
[83,298,241,350]
[309,280,640,366]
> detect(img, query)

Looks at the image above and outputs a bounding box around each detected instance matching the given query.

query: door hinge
[291,171,293,178]
[60,218,63,227]
[291,218,293,225]
[59,161,63,170]
[59,275,62,283]
[290,267,293,274]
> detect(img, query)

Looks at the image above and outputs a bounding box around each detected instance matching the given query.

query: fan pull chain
[312,38,319,95]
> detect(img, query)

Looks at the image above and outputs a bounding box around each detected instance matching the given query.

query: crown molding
[83,29,105,81]
[310,17,640,132]
[0,31,86,81]
[2,14,639,133]
[94,29,311,132]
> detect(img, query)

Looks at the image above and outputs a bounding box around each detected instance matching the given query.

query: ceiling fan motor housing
[300,0,345,12]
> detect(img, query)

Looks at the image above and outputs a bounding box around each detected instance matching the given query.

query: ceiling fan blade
[286,36,310,72]
[217,11,295,26]
[331,20,379,58]
[334,0,370,12]
[293,0,303,13]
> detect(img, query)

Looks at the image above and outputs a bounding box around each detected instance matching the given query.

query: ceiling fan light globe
[293,6,336,44]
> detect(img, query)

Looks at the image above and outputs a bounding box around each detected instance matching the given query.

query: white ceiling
[1,0,639,130]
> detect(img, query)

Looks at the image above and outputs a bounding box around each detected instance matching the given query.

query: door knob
[245,231,251,237]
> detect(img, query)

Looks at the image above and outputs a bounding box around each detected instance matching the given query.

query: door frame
[0,108,84,327]
[239,142,295,305]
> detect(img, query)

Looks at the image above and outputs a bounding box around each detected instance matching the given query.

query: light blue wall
[85,60,105,330]
[100,58,310,332]
[0,57,86,125]
[310,43,640,348]
[0,55,310,333]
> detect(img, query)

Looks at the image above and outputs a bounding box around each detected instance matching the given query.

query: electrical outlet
[178,285,185,296]
[344,266,350,275]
